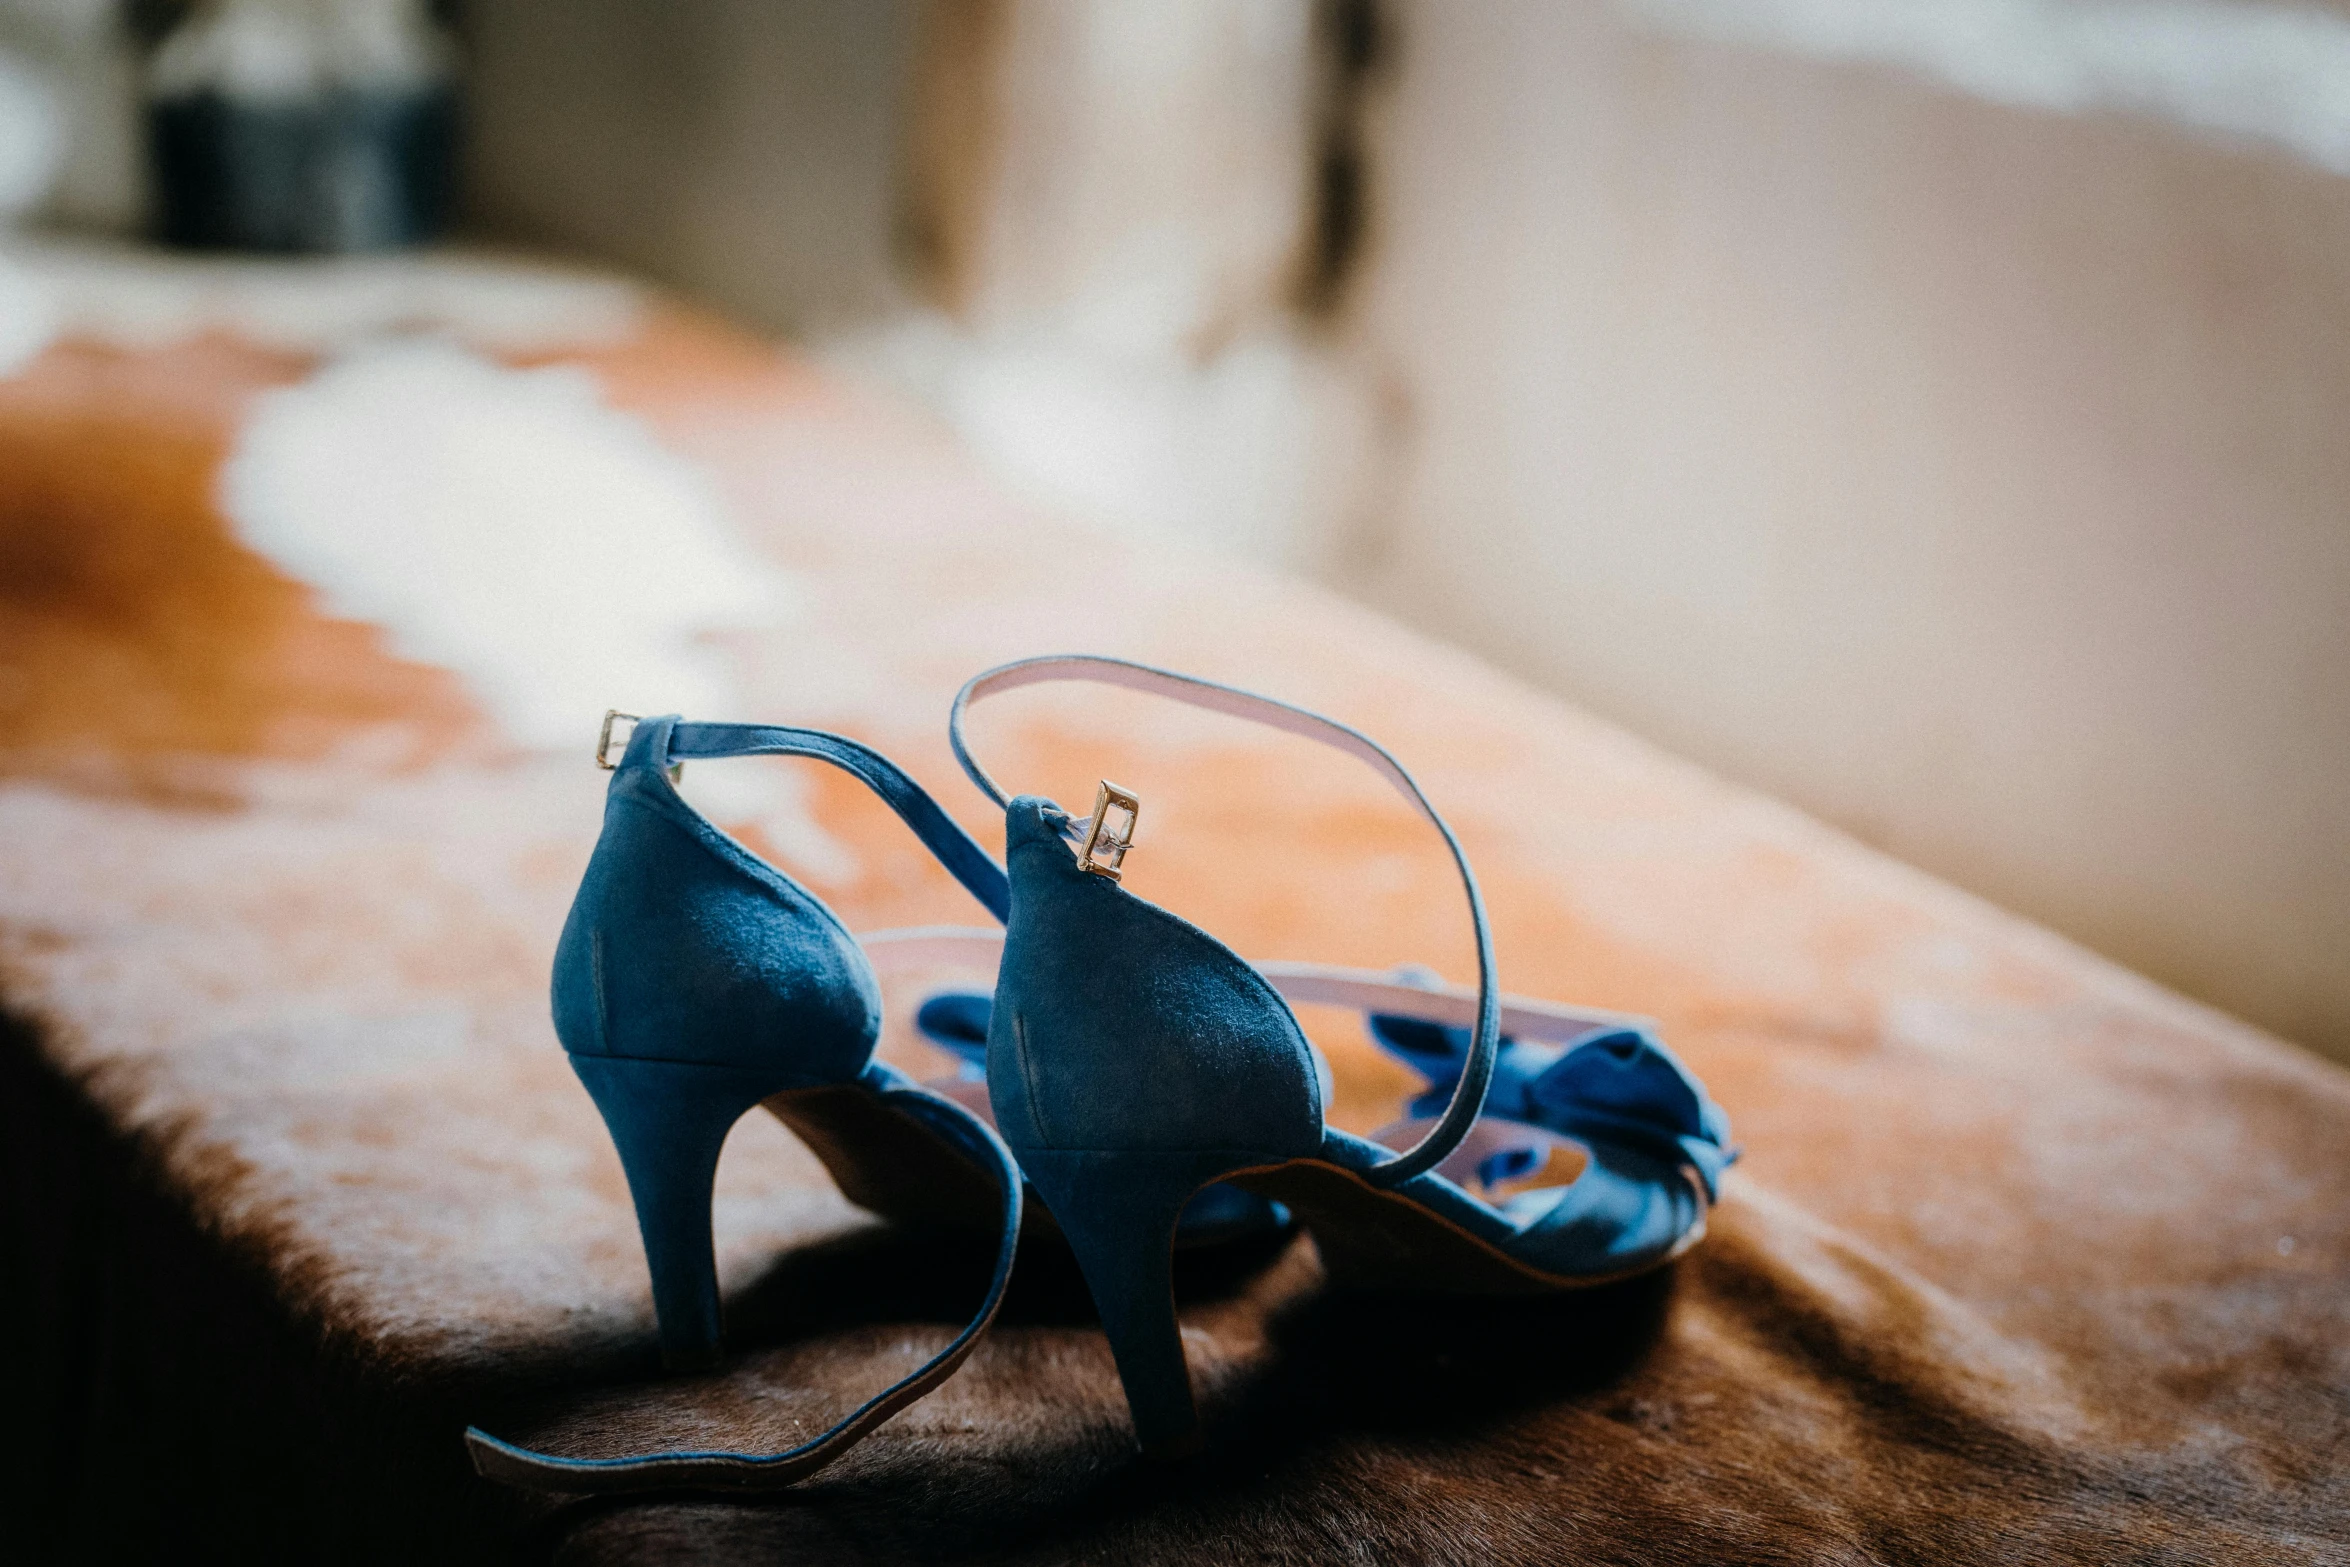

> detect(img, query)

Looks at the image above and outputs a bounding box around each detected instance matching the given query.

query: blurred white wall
[907,0,1314,343]
[855,0,1378,570]
[1342,0,2350,1059]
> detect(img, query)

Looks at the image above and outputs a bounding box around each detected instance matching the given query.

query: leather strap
[948,655,1501,1188]
[465,1075,1023,1493]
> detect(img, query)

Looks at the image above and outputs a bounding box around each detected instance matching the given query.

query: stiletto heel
[568,1053,799,1370]
[1019,1148,1255,1456]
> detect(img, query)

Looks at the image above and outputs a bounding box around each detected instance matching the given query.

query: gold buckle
[1076,780,1140,881]
[597,710,683,781]
[596,710,638,769]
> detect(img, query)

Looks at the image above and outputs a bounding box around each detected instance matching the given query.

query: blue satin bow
[1366,1005,1736,1201]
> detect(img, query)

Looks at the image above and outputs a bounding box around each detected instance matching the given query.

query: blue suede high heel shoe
[466,712,1035,1493]
[951,656,1735,1457]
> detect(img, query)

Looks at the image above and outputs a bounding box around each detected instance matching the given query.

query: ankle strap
[653,720,1010,924]
[466,1069,1023,1493]
[948,655,1499,1189]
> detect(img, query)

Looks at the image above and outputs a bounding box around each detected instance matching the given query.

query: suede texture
[987,796,1324,1160]
[3,312,2346,1566]
[553,716,879,1083]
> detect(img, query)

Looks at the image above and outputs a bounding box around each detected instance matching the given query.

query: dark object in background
[145,0,456,253]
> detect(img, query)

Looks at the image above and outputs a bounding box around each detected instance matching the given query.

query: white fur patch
[220,338,791,756]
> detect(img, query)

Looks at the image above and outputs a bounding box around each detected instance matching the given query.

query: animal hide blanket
[1,303,2344,1566]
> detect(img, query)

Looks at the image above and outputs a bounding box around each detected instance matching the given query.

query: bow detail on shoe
[1368,968,1737,1201]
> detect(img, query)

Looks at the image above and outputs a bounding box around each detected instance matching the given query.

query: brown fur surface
[2,312,2344,1565]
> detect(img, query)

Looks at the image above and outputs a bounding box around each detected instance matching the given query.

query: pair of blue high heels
[467,656,1734,1492]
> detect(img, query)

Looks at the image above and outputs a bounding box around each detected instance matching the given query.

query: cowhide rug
[2,304,2344,1566]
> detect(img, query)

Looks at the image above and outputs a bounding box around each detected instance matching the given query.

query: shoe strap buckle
[597,711,682,782]
[1076,780,1140,881]
[596,710,640,769]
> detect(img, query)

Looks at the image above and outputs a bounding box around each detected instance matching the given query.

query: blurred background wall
[27,0,2337,1062]
[1340,2,2350,1061]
